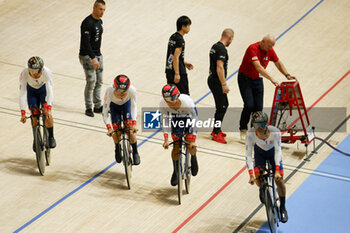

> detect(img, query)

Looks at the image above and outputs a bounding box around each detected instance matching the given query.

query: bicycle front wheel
[34,126,45,175]
[43,126,51,166]
[264,188,278,233]
[184,151,191,194]
[177,156,183,205]
[122,138,132,189]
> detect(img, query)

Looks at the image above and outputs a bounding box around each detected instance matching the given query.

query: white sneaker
[240,130,247,141]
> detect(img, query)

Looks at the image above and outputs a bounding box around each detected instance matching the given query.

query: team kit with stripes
[19,4,293,226]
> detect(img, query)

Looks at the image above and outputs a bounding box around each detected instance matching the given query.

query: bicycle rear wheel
[264,188,278,233]
[122,138,132,189]
[177,156,183,205]
[43,126,51,166]
[34,126,45,175]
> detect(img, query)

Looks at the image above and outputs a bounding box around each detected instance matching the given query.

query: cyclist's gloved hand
[274,165,282,181]
[163,134,169,149]
[43,109,52,121]
[107,129,113,137]
[249,175,255,185]
[19,110,26,123]
[106,124,113,136]
[274,172,282,182]
[20,110,26,123]
[189,141,197,149]
[163,141,169,149]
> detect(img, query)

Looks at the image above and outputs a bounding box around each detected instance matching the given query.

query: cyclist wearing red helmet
[160,84,198,186]
[102,74,140,165]
[19,56,56,150]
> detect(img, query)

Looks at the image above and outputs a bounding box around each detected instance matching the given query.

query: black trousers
[208,76,229,134]
[237,73,264,130]
[166,72,189,95]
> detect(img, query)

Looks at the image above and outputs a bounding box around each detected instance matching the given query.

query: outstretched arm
[252,60,279,86]
[274,60,297,81]
[246,132,255,184]
[19,71,27,123]
[102,89,112,135]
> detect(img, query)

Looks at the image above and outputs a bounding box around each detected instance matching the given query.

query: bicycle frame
[114,118,133,189]
[28,108,50,175]
[169,134,191,205]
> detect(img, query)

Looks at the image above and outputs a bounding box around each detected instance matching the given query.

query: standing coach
[165,15,193,95]
[238,34,296,139]
[79,0,105,117]
[208,28,234,144]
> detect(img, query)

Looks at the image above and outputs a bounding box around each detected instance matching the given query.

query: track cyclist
[246,111,288,223]
[160,84,199,186]
[102,74,140,165]
[19,56,56,150]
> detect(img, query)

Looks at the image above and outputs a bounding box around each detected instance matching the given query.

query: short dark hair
[176,16,191,31]
[94,0,105,6]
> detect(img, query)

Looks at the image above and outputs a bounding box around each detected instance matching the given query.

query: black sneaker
[93,106,103,113]
[191,155,198,176]
[115,147,122,163]
[259,188,265,204]
[49,137,56,148]
[133,152,140,165]
[171,170,178,186]
[280,206,288,223]
[85,109,94,117]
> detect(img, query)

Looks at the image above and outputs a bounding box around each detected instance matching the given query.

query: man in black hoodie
[79,0,106,117]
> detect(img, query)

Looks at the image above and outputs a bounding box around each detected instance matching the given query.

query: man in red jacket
[237,34,297,140]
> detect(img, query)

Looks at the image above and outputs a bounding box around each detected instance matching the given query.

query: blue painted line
[258,134,350,233]
[14,162,116,233]
[137,128,162,147]
[14,0,324,231]
[276,0,324,41]
[197,0,325,105]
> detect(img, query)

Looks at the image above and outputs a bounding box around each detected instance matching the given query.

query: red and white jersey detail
[238,42,279,79]
[19,66,53,110]
[102,85,137,126]
[159,94,198,136]
[245,125,282,171]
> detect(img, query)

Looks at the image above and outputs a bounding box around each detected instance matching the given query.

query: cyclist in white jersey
[246,111,288,223]
[102,75,140,165]
[160,84,199,186]
[19,56,56,150]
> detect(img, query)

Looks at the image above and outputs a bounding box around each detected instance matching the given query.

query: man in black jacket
[208,28,234,144]
[79,0,105,117]
[165,16,193,95]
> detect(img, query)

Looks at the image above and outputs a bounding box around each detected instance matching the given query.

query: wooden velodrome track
[0,0,349,232]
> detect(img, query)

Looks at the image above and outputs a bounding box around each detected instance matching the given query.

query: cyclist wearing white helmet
[246,111,288,223]
[19,56,56,150]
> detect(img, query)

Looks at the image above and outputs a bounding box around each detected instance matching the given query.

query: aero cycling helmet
[162,84,180,102]
[252,111,269,129]
[114,74,130,92]
[28,56,44,74]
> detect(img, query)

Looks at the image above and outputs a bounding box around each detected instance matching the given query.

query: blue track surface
[258,134,350,233]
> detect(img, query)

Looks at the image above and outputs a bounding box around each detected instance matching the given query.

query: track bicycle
[258,162,281,233]
[169,134,192,205]
[28,109,51,176]
[114,117,134,190]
